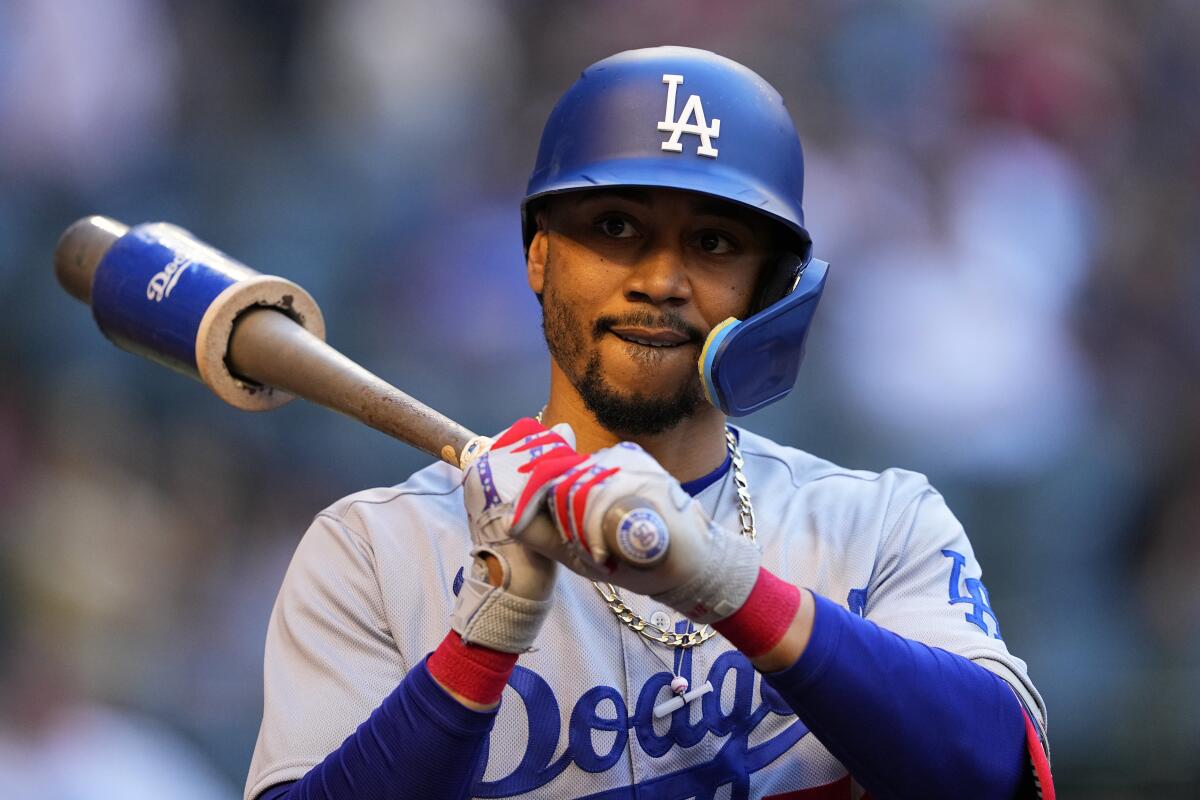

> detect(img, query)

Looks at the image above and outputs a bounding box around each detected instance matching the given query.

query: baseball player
[245,47,1053,799]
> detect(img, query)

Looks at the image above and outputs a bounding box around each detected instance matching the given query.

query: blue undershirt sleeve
[764,593,1027,800]
[257,784,293,800]
[253,656,497,800]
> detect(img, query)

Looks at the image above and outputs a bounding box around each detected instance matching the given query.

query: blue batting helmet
[524,46,828,417]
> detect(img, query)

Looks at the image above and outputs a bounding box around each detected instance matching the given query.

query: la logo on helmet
[658,74,720,158]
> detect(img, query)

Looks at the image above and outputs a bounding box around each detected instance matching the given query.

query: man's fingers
[511,451,588,529]
[515,512,567,557]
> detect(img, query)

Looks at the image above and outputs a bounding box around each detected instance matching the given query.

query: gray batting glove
[453,418,586,652]
[517,442,762,625]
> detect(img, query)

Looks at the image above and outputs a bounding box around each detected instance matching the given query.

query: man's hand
[517,442,762,625]
[453,418,586,652]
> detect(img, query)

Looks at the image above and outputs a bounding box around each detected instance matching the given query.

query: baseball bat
[53,216,671,569]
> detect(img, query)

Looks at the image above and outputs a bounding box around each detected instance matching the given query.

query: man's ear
[527,222,549,296]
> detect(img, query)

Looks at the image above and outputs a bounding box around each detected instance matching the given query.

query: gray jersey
[246,428,1045,799]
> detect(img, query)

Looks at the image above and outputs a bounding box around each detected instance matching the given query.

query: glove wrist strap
[450,572,553,653]
[653,528,761,624]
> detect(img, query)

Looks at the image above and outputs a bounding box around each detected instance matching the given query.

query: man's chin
[600,374,695,404]
[576,354,707,437]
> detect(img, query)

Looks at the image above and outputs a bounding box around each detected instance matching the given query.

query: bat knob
[602,496,670,569]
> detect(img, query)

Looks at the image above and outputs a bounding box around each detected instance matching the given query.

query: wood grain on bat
[226,308,475,465]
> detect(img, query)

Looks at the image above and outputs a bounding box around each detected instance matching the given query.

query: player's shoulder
[276,463,466,604]
[734,428,958,557]
[316,460,466,541]
[735,425,934,496]
[733,426,940,532]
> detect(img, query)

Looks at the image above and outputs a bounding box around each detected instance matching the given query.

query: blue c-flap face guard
[699,258,829,417]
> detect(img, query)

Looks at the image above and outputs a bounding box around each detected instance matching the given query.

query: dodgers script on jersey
[245,428,1045,800]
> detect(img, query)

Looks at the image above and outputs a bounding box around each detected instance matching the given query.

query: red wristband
[713,568,802,658]
[426,631,519,705]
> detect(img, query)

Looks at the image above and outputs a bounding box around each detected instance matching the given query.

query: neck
[541,364,729,484]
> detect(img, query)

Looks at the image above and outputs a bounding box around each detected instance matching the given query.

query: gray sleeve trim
[973,655,1050,758]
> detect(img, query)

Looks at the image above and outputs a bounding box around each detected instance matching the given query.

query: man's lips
[607,326,693,348]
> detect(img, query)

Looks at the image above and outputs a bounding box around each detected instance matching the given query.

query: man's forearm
[718,578,1034,799]
[766,592,1030,797]
[257,637,508,800]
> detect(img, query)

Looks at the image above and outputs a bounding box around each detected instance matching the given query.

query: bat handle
[227,308,477,465]
[229,311,670,568]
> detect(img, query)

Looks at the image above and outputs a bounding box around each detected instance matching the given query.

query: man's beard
[541,267,707,437]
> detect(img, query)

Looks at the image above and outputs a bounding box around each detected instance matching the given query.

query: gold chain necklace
[536,413,757,649]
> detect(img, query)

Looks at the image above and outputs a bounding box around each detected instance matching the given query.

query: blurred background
[0,0,1196,797]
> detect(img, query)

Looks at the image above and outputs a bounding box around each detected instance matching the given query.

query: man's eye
[697,231,734,254]
[597,216,636,239]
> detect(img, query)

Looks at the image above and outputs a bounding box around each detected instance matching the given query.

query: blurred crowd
[0,1,1197,797]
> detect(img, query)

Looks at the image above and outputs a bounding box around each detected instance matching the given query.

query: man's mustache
[593,312,705,343]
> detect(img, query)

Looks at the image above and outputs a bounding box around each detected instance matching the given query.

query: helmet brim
[521,157,811,256]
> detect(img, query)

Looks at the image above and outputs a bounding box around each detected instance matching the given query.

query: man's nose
[623,244,691,306]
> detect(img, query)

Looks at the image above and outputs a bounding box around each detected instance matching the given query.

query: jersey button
[649,610,671,631]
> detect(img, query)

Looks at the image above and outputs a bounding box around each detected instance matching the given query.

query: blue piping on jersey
[679,428,735,497]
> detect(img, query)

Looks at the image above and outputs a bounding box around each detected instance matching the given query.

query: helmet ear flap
[752,252,806,315]
[700,258,829,416]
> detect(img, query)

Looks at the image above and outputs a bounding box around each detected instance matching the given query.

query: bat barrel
[54,215,480,466]
[53,215,325,411]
